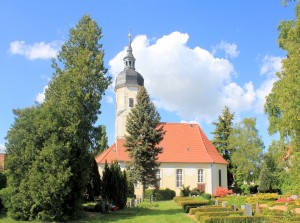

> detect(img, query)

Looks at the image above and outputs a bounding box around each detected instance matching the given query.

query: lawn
[0,201,197,223]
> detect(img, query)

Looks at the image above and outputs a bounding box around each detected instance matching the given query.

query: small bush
[201,193,211,200]
[180,185,190,197]
[145,188,176,201]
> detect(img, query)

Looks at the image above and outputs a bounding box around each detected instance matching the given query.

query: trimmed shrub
[179,200,210,213]
[189,206,232,215]
[200,216,271,223]
[201,193,211,200]
[145,188,176,201]
[195,210,243,221]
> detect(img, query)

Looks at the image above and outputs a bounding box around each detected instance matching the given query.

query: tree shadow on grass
[75,207,184,223]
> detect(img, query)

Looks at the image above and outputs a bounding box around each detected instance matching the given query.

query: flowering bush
[276,197,294,203]
[213,187,230,197]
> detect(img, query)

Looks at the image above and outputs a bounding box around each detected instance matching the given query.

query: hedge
[195,210,243,221]
[145,188,176,201]
[179,200,210,213]
[199,216,271,223]
[189,206,232,215]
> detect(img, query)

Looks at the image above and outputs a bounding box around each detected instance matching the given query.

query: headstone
[150,194,154,202]
[135,198,139,206]
[215,200,219,206]
[130,198,134,208]
[244,204,252,216]
[231,204,237,212]
[222,201,227,207]
[241,205,245,210]
[255,202,260,214]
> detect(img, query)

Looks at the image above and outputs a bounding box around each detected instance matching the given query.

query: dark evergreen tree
[85,155,102,201]
[258,163,272,193]
[124,86,165,198]
[3,15,110,221]
[211,106,234,188]
[101,161,128,209]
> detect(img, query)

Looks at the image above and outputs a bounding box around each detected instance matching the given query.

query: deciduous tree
[229,118,264,193]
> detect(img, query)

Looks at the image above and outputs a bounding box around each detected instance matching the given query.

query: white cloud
[35,86,48,104]
[9,40,61,60]
[109,32,256,123]
[213,41,240,58]
[0,144,6,153]
[254,55,283,113]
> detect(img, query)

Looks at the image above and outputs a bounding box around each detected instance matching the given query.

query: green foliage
[145,188,176,201]
[3,15,111,221]
[201,193,212,200]
[190,206,232,215]
[85,155,102,201]
[199,216,271,223]
[179,185,190,197]
[211,106,235,187]
[229,118,264,188]
[101,161,128,209]
[124,86,165,193]
[265,1,300,148]
[281,152,300,194]
[195,210,243,221]
[91,125,109,156]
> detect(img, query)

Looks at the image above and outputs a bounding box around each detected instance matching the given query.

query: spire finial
[128,29,132,43]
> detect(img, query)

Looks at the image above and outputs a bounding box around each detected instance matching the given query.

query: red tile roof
[96,123,227,165]
[0,153,4,172]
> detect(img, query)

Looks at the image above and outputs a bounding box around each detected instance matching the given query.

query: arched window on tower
[129,61,132,67]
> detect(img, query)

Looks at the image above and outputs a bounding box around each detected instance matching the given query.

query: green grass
[0,201,197,223]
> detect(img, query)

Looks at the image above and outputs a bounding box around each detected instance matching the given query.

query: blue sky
[0,0,297,152]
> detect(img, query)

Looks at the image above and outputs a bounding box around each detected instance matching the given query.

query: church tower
[114,34,144,140]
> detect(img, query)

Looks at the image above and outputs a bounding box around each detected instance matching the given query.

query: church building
[96,35,228,198]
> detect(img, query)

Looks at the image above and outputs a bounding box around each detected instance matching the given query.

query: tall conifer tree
[124,86,165,198]
[211,106,234,187]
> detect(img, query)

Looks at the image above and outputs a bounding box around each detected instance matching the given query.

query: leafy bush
[145,188,176,201]
[245,193,279,204]
[180,185,190,197]
[201,193,211,200]
[213,187,233,197]
[190,188,201,196]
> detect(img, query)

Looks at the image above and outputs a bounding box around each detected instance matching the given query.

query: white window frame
[156,169,162,188]
[176,169,183,188]
[198,169,204,183]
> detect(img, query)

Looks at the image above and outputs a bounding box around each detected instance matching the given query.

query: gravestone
[222,201,227,207]
[231,204,237,212]
[244,204,252,216]
[215,200,219,206]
